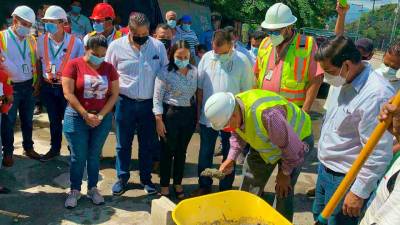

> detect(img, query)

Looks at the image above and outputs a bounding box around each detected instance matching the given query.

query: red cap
[90,3,115,20]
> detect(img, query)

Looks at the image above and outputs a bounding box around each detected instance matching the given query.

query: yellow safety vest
[235,89,312,164]
[256,33,314,106]
[89,30,123,41]
[0,30,38,85]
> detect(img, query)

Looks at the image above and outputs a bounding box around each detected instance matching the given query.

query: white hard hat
[261,3,297,30]
[12,6,36,25]
[43,6,68,22]
[204,92,236,130]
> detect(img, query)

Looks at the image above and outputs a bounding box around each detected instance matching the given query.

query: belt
[324,165,345,177]
[164,103,194,110]
[119,94,151,102]
[11,79,33,86]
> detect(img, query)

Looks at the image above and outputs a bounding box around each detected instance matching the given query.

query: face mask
[64,25,71,33]
[270,34,284,46]
[214,51,232,63]
[324,64,348,87]
[380,64,398,80]
[88,54,104,66]
[182,24,191,32]
[167,20,176,29]
[93,22,104,33]
[174,58,190,69]
[160,39,171,50]
[71,6,81,14]
[250,46,259,56]
[45,23,58,35]
[132,35,149,46]
[16,24,31,37]
[222,127,235,132]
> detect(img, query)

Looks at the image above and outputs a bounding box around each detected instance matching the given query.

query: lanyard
[49,38,64,59]
[71,15,81,25]
[8,30,27,60]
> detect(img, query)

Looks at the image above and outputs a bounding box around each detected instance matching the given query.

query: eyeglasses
[265,29,282,36]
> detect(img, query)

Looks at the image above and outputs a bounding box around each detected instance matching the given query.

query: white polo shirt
[37,33,84,81]
[1,27,36,83]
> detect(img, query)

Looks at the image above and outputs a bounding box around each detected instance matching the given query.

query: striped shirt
[175,26,199,55]
[105,36,169,100]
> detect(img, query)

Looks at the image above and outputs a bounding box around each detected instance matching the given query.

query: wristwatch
[97,114,104,121]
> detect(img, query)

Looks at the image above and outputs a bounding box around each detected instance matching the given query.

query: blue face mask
[93,22,104,33]
[45,23,58,35]
[182,24,191,32]
[213,51,232,63]
[71,6,81,14]
[88,54,105,66]
[16,24,30,37]
[174,58,190,69]
[167,20,176,29]
[250,46,259,56]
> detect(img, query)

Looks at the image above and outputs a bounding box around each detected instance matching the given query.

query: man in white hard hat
[204,89,313,221]
[37,5,84,161]
[255,3,323,113]
[0,6,42,166]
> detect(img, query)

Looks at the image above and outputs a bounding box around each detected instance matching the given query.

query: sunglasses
[265,29,282,36]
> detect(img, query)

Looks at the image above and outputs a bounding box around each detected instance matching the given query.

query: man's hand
[336,1,350,16]
[275,170,292,198]
[219,159,234,175]
[342,191,364,217]
[378,100,400,138]
[155,116,167,138]
[5,95,13,104]
[33,82,40,97]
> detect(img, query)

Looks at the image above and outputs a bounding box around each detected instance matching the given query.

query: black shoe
[112,180,128,196]
[0,186,11,194]
[40,151,60,162]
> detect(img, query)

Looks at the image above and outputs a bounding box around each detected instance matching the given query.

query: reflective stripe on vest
[0,30,38,85]
[43,33,76,82]
[90,30,123,41]
[235,89,312,164]
[257,33,314,106]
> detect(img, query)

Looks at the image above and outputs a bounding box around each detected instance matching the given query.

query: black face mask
[132,35,149,45]
[160,39,171,50]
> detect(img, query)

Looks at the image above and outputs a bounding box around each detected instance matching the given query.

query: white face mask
[379,63,398,80]
[270,34,284,46]
[324,64,348,87]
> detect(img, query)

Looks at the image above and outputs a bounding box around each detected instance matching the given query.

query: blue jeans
[1,80,35,155]
[312,164,361,225]
[115,96,158,185]
[63,107,112,191]
[40,82,67,153]
[198,124,234,190]
[240,135,314,222]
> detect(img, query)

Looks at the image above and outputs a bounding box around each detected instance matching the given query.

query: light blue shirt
[105,36,169,100]
[234,42,254,65]
[319,63,394,199]
[153,66,198,115]
[37,33,84,80]
[68,13,92,39]
[199,30,214,51]
[198,50,254,127]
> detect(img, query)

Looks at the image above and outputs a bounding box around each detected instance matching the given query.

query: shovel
[315,90,400,224]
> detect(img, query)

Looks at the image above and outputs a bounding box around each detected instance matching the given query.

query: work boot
[24,149,42,160]
[40,150,60,162]
[2,155,14,167]
[190,188,211,197]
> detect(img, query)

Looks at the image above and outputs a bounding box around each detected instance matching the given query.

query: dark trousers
[2,80,35,155]
[115,96,158,185]
[40,82,67,153]
[198,125,234,190]
[160,104,196,187]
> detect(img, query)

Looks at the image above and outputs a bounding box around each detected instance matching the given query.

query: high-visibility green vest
[235,89,312,164]
[256,33,314,106]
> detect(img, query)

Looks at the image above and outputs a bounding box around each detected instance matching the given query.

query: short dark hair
[156,23,171,32]
[128,12,150,31]
[224,26,238,38]
[314,36,361,67]
[250,31,266,41]
[87,34,108,50]
[387,41,400,57]
[213,30,233,47]
[168,40,193,71]
[71,0,82,4]
[196,44,207,52]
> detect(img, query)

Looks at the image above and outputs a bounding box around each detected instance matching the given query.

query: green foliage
[193,0,336,28]
[346,4,399,48]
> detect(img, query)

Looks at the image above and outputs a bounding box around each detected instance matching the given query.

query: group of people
[0,1,399,224]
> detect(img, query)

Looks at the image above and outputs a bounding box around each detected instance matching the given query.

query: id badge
[264,70,273,81]
[22,64,30,74]
[51,64,56,74]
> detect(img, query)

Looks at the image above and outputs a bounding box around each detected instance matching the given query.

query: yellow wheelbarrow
[172,190,292,225]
